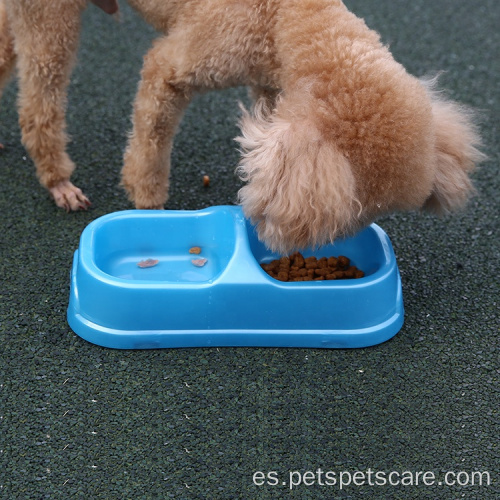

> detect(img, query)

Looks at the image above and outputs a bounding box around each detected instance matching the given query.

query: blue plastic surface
[67,206,404,348]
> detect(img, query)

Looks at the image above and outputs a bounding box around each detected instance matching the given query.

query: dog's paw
[49,180,91,212]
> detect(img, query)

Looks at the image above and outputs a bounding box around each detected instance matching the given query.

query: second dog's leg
[0,0,16,96]
[122,39,191,209]
[6,0,90,210]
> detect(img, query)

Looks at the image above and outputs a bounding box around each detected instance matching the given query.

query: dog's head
[236,99,361,253]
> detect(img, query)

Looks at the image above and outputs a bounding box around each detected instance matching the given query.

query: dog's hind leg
[0,0,16,98]
[6,0,90,211]
[122,38,191,209]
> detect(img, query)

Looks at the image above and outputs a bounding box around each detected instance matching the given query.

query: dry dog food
[203,175,210,187]
[192,258,208,267]
[137,258,159,268]
[261,252,364,282]
[189,246,202,254]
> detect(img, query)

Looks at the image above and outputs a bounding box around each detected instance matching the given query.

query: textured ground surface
[0,1,498,498]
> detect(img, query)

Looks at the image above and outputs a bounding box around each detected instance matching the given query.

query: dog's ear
[90,0,119,15]
[420,78,485,214]
[236,99,361,253]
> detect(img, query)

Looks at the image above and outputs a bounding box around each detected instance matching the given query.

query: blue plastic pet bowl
[67,206,404,348]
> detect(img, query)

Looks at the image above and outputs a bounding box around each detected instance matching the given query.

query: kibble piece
[315,268,330,277]
[277,271,289,281]
[203,175,210,187]
[327,256,338,268]
[279,256,290,267]
[317,257,328,269]
[192,258,208,267]
[337,256,350,269]
[137,258,159,268]
[189,246,202,254]
[292,253,305,268]
[261,263,274,273]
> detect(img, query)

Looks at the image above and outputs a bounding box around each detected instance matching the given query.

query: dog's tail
[422,78,486,214]
[236,96,361,253]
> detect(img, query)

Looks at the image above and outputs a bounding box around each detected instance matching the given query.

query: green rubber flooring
[0,1,498,498]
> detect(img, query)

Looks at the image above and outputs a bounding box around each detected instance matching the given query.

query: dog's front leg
[6,0,90,211]
[122,38,191,209]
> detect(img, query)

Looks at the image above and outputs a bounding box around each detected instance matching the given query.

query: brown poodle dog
[1,0,483,252]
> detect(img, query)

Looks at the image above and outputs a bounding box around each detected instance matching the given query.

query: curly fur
[237,97,362,252]
[421,77,485,214]
[235,2,484,251]
[0,0,484,251]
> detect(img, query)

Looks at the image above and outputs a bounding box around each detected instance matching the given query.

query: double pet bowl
[67,206,404,348]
